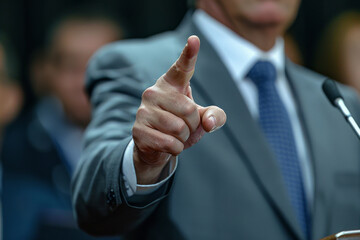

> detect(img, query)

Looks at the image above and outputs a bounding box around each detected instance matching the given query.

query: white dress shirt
[122,9,314,208]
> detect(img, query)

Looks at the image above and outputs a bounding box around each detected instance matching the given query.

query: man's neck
[231,21,279,51]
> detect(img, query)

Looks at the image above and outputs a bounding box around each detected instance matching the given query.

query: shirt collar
[193,9,285,81]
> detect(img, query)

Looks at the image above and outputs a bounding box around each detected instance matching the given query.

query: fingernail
[209,116,217,133]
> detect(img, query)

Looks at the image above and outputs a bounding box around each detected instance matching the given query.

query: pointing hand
[132,36,227,184]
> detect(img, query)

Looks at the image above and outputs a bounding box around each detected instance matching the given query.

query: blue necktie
[247,61,310,238]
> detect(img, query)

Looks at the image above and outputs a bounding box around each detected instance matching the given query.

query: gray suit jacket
[72,13,360,240]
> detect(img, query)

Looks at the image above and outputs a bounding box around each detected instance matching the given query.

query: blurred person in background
[0,9,123,240]
[284,32,303,66]
[0,32,23,240]
[0,33,23,141]
[315,11,360,94]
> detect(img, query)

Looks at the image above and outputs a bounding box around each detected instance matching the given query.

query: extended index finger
[162,35,200,92]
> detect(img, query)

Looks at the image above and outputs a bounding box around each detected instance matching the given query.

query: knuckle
[132,124,139,135]
[164,137,176,150]
[176,58,191,72]
[132,124,141,136]
[132,125,145,143]
[142,87,156,100]
[136,105,148,119]
[132,134,146,152]
[165,63,183,82]
[173,120,187,136]
[163,137,183,155]
[158,113,171,126]
[182,102,197,117]
[172,63,181,74]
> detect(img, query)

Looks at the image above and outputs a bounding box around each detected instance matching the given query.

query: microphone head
[322,79,343,106]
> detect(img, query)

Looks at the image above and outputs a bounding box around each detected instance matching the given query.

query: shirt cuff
[122,139,178,197]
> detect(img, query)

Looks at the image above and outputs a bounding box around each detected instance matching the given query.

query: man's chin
[246,3,289,26]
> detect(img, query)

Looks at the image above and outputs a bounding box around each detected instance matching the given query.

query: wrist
[133,146,172,185]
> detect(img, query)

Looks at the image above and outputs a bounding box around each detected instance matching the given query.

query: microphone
[322,79,360,140]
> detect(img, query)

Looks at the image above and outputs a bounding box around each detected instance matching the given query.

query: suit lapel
[286,61,334,240]
[175,16,305,240]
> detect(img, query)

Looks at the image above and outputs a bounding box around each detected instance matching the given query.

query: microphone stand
[334,98,360,140]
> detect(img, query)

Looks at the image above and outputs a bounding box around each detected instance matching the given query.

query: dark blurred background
[1,0,360,239]
[1,0,360,109]
[0,0,188,109]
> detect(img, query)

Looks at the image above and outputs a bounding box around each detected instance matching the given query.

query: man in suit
[72,0,360,239]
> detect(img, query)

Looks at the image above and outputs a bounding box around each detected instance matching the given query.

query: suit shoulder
[287,61,326,84]
[288,61,360,114]
[89,31,182,71]
[288,61,359,98]
[86,31,184,96]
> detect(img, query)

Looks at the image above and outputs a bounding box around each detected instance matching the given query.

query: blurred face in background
[314,12,360,94]
[46,19,121,128]
[342,25,360,93]
[0,44,22,130]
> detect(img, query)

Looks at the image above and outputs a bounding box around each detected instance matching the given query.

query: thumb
[198,105,227,133]
[162,35,200,93]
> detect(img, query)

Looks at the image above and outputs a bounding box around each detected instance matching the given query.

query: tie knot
[246,61,277,87]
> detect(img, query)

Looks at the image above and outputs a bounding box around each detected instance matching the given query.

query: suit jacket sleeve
[71,43,174,236]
